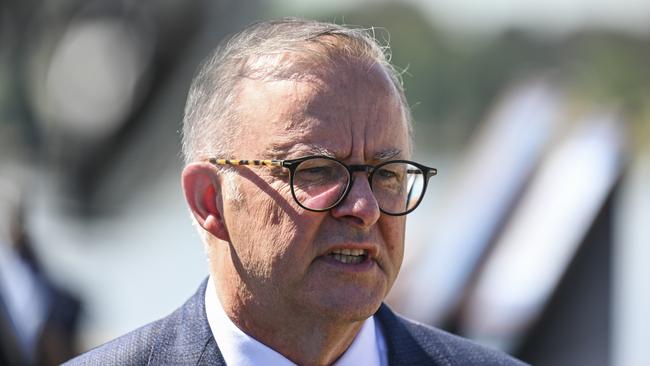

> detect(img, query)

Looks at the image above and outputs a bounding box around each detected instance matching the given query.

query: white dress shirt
[205,276,388,366]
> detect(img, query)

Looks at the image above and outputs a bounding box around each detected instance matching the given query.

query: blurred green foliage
[271,3,650,153]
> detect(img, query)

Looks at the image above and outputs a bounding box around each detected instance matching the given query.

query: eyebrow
[303,146,336,158]
[373,149,402,162]
[266,143,402,162]
[265,143,335,159]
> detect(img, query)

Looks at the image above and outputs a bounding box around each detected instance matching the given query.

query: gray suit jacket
[64,279,528,365]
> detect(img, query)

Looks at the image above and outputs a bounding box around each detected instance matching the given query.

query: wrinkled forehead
[231,55,411,160]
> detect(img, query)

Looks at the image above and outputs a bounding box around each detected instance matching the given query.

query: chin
[311,287,386,323]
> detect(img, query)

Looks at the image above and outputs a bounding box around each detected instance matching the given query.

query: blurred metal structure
[613,147,650,366]
[389,75,629,365]
[460,106,625,358]
[391,77,567,323]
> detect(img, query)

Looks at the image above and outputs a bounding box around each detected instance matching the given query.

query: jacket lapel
[196,338,224,366]
[376,303,448,366]
[147,278,226,365]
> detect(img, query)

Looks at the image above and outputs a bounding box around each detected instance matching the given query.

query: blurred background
[0,0,648,365]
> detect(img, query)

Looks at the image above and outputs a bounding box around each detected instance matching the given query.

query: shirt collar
[205,276,385,366]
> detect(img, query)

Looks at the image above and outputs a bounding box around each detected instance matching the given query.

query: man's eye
[376,168,399,180]
[302,166,329,174]
[298,166,333,179]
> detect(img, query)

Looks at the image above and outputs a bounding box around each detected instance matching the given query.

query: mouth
[326,248,369,265]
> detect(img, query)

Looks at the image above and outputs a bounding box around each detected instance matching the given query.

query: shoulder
[376,304,529,366]
[62,317,165,366]
[63,279,220,366]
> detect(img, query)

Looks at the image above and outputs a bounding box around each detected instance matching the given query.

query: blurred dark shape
[0,179,81,365]
[515,189,615,366]
[454,105,624,366]
[24,0,205,215]
[2,0,208,216]
[1,0,263,218]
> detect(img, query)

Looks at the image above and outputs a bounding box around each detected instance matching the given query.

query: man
[65,18,527,365]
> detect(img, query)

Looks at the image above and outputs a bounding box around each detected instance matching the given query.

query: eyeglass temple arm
[208,158,283,167]
[407,168,438,178]
[210,159,437,177]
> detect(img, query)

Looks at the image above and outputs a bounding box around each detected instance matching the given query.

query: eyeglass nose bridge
[347,164,374,175]
[339,164,377,203]
[345,164,376,188]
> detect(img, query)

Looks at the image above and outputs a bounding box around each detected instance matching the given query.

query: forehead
[233,58,410,161]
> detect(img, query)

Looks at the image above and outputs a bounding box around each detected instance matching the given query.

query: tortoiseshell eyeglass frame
[207,156,437,216]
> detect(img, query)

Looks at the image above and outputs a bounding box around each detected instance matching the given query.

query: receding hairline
[230,54,411,158]
[181,18,413,165]
[232,29,401,90]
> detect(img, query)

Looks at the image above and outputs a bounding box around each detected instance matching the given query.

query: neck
[210,259,366,365]
[231,303,363,366]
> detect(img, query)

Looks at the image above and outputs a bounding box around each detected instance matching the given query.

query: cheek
[233,182,322,273]
[381,216,406,261]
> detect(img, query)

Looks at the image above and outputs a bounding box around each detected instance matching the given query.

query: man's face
[219,58,410,325]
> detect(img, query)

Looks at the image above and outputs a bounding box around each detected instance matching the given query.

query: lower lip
[317,255,376,272]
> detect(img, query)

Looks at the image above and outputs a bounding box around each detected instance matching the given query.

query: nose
[329,174,381,227]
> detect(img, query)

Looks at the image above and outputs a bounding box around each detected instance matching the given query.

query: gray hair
[181,17,411,165]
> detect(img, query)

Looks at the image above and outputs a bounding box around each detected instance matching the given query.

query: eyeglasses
[208,156,437,216]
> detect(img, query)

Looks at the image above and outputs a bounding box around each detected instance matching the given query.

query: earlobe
[182,163,230,242]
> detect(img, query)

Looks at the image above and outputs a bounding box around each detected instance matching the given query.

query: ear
[182,163,230,242]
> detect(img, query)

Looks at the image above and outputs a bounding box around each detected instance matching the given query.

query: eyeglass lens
[291,157,425,215]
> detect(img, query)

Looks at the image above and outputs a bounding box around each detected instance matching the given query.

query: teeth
[328,249,368,264]
[330,248,366,256]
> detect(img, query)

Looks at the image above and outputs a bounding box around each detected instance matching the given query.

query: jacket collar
[148,278,225,365]
[149,277,436,365]
[376,303,445,365]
